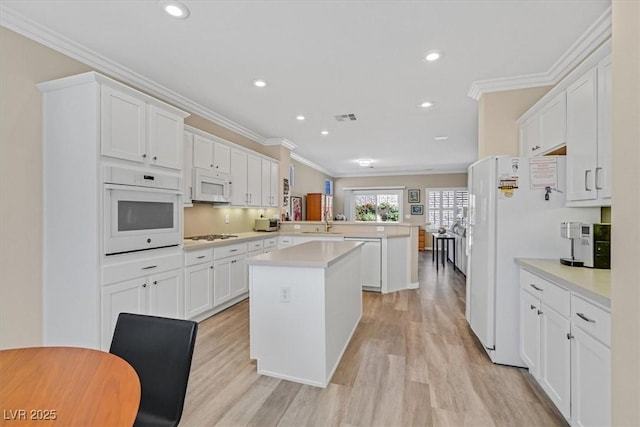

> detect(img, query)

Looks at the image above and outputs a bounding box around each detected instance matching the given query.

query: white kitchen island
[247,240,363,388]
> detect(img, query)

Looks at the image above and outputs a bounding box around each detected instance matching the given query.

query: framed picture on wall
[291,196,302,221]
[408,189,420,203]
[411,204,424,215]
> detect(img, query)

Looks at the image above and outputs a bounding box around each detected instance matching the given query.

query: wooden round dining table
[0,346,140,426]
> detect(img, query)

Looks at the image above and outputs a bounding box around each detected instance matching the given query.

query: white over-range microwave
[192,168,231,203]
[103,166,182,255]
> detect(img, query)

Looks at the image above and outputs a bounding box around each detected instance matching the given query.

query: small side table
[432,234,456,272]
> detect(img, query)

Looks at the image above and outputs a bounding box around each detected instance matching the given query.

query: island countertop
[246,240,363,269]
[516,258,611,307]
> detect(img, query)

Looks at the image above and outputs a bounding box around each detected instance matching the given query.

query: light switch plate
[225,214,230,224]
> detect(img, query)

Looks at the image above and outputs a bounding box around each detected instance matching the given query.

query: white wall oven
[103,167,182,255]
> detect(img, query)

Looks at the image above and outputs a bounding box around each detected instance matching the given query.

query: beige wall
[334,173,467,236]
[611,1,640,424]
[478,86,552,157]
[289,159,333,219]
[0,27,92,348]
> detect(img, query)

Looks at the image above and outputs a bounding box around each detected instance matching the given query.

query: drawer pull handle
[530,284,543,291]
[230,249,238,252]
[142,265,157,270]
[576,312,596,323]
[196,255,206,259]
[530,304,537,310]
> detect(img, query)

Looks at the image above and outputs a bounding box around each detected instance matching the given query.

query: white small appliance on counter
[254,218,280,232]
[560,222,584,266]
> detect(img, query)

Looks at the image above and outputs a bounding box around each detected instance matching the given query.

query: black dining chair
[109,313,198,427]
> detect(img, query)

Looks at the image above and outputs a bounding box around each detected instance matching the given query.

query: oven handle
[104,183,182,195]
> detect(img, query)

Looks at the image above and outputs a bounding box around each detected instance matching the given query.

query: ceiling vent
[334,113,358,122]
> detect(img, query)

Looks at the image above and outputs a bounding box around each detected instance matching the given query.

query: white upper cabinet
[566,68,598,202]
[193,134,214,170]
[101,85,147,163]
[213,142,231,174]
[261,159,279,208]
[595,55,612,200]
[183,132,194,205]
[100,85,185,171]
[520,114,541,156]
[539,92,566,151]
[230,148,249,206]
[148,105,183,170]
[246,153,262,207]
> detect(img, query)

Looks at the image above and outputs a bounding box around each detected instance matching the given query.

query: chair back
[109,313,198,427]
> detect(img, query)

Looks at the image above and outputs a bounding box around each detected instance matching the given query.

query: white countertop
[182,231,408,251]
[516,258,611,307]
[246,241,363,269]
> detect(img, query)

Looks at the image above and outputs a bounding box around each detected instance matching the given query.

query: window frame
[346,188,404,223]
[426,187,468,229]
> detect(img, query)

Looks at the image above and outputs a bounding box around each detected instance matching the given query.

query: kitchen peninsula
[247,240,363,387]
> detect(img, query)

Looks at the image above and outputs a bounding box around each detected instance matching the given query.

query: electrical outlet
[294,224,301,230]
[376,226,384,231]
[225,214,230,224]
[405,214,411,219]
[280,287,291,303]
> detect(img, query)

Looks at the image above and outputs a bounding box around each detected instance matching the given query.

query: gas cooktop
[187,234,238,241]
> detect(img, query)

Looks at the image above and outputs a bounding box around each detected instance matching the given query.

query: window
[427,188,468,229]
[344,188,403,222]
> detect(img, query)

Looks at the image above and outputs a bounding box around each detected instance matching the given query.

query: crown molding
[264,138,297,151]
[467,7,611,100]
[290,153,335,177]
[332,167,469,178]
[0,4,266,144]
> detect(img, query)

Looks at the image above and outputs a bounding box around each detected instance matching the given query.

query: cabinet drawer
[102,253,183,285]
[278,236,294,246]
[213,242,248,260]
[521,269,570,316]
[185,248,213,266]
[247,240,264,252]
[263,237,277,249]
[571,295,610,346]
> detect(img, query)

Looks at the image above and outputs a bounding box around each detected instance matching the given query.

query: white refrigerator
[465,156,599,367]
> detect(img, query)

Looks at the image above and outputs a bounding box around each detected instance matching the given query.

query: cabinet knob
[215,165,219,169]
[210,164,214,168]
[537,310,543,315]
[142,153,147,158]
[153,280,158,285]
[153,156,157,161]
[530,304,536,310]
[142,283,147,288]
[567,333,574,340]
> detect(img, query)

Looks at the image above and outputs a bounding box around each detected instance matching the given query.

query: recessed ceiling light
[159,1,190,19]
[321,130,329,136]
[434,136,449,141]
[296,115,306,121]
[357,159,372,167]
[424,50,443,62]
[253,79,267,88]
[419,101,434,108]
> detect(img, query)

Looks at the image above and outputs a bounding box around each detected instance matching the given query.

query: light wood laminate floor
[180,252,567,427]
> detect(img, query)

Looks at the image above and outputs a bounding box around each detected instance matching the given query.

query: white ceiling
[1,0,610,177]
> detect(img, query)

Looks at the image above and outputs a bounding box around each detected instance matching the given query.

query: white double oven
[103,166,182,255]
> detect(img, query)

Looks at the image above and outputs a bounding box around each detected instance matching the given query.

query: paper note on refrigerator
[529,157,558,189]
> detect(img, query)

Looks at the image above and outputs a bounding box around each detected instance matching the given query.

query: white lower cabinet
[519,268,610,426]
[520,290,541,378]
[185,262,214,319]
[520,271,571,419]
[570,326,610,427]
[213,242,248,306]
[540,305,571,418]
[101,267,183,349]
